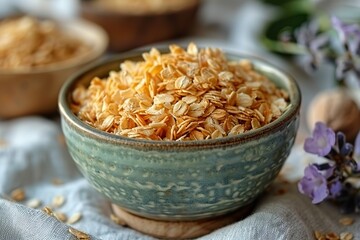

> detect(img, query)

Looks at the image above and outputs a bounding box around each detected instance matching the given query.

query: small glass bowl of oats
[0,16,108,118]
[59,44,301,222]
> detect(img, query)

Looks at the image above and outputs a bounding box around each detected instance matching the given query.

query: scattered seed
[339,217,354,226]
[340,232,354,240]
[0,139,7,147]
[67,212,82,224]
[275,188,287,195]
[42,206,54,216]
[52,195,65,208]
[26,198,41,208]
[10,188,25,202]
[54,211,67,222]
[110,213,127,226]
[57,134,66,145]
[314,231,323,239]
[51,178,64,186]
[325,232,340,240]
[68,227,90,240]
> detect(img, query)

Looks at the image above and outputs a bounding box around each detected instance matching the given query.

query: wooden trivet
[111,203,255,239]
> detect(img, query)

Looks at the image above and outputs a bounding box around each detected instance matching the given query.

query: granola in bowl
[71,43,290,141]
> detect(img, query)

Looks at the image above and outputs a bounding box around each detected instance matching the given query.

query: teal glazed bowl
[58,50,301,221]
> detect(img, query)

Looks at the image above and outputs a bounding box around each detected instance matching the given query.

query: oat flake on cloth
[0,117,359,240]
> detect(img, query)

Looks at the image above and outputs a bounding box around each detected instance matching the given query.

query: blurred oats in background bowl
[59,44,301,221]
[80,0,200,52]
[0,16,108,118]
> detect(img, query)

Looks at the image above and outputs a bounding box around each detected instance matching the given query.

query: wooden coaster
[111,204,255,239]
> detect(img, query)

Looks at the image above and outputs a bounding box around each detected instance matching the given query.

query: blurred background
[0,0,359,124]
[1,0,358,53]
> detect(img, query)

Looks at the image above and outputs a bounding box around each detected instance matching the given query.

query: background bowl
[59,50,301,221]
[0,18,108,118]
[80,0,200,52]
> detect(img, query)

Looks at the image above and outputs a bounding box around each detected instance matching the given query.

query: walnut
[307,88,360,141]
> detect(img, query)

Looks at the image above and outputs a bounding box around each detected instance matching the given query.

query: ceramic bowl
[0,18,108,118]
[58,50,301,221]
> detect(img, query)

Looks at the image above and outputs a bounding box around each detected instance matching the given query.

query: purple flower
[329,180,342,198]
[304,122,336,156]
[298,164,334,204]
[335,132,353,157]
[294,20,328,70]
[354,131,360,157]
[331,16,360,43]
[335,57,354,80]
[355,132,360,171]
[330,16,360,82]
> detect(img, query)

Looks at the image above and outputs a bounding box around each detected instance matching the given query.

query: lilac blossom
[304,122,335,156]
[336,132,354,157]
[298,164,333,204]
[294,20,328,70]
[331,16,360,58]
[354,132,360,171]
[354,131,360,157]
[287,16,360,86]
[299,123,360,213]
[331,16,360,81]
[335,57,357,80]
[329,180,342,198]
[335,56,360,81]
[331,16,360,46]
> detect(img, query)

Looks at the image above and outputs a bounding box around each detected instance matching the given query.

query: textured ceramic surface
[59,51,301,221]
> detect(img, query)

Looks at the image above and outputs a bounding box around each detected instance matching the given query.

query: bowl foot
[111,203,255,239]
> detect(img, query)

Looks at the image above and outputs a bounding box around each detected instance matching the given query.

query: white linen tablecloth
[0,117,359,240]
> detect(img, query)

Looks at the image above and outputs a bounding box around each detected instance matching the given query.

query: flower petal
[323,166,335,179]
[304,122,335,156]
[312,183,329,204]
[298,165,330,204]
[354,131,360,157]
[329,180,342,198]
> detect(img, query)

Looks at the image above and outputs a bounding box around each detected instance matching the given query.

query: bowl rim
[59,48,301,149]
[0,18,108,75]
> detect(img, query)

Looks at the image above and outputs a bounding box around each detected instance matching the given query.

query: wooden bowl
[80,0,200,52]
[0,19,108,118]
